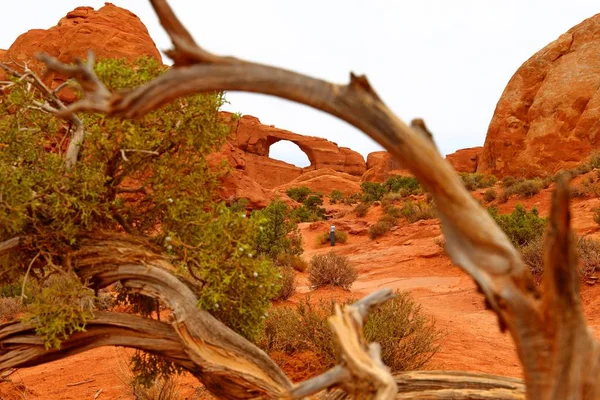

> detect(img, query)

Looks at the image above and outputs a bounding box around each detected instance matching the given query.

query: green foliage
[253,201,303,260]
[360,182,386,202]
[502,179,543,199]
[381,192,405,207]
[400,200,436,223]
[275,253,309,272]
[384,205,402,218]
[286,186,313,203]
[488,204,547,247]
[329,190,344,204]
[130,351,183,389]
[24,274,95,349]
[317,230,348,245]
[343,192,363,205]
[192,204,281,340]
[383,175,421,195]
[259,291,441,374]
[459,173,497,191]
[308,252,357,290]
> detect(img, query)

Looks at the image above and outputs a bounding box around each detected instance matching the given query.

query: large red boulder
[479,14,600,177]
[446,147,483,173]
[0,3,161,89]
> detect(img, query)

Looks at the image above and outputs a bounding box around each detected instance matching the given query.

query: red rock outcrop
[275,169,362,196]
[479,14,600,177]
[445,147,483,173]
[362,151,411,182]
[231,115,366,181]
[1,3,161,92]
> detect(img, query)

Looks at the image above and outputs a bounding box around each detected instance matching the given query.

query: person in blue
[330,225,336,246]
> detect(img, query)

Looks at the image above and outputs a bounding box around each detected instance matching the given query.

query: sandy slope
[4,181,600,398]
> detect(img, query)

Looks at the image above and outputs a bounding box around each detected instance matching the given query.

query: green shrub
[290,205,324,222]
[502,176,518,188]
[381,192,405,207]
[308,252,357,290]
[460,173,497,191]
[343,192,363,205]
[253,201,303,259]
[384,205,402,218]
[317,230,348,245]
[274,267,296,301]
[368,220,394,239]
[302,194,326,220]
[384,175,421,195]
[360,182,386,202]
[488,204,546,247]
[510,179,543,198]
[354,202,370,217]
[286,186,313,203]
[379,214,398,226]
[258,291,441,374]
[24,274,96,349]
[400,200,436,223]
[483,188,497,203]
[329,190,344,204]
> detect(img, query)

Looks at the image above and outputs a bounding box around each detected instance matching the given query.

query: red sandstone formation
[230,114,366,186]
[479,14,600,177]
[275,168,362,196]
[445,147,483,174]
[0,4,161,92]
[362,151,411,182]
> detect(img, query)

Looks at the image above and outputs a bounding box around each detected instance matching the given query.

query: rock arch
[265,136,315,167]
[267,138,312,168]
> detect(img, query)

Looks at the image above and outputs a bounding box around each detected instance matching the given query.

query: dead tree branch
[13,0,597,397]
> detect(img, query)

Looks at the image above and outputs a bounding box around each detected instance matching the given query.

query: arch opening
[268,140,311,168]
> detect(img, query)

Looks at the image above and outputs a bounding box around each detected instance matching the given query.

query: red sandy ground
[3,177,600,399]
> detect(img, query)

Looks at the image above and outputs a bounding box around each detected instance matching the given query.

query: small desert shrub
[488,204,546,247]
[286,186,313,203]
[460,173,497,191]
[520,236,544,276]
[259,291,441,374]
[483,188,497,203]
[379,214,398,226]
[381,192,405,207]
[343,192,363,205]
[570,185,588,198]
[541,176,554,189]
[130,375,181,400]
[274,267,296,301]
[577,236,600,279]
[594,208,600,227]
[521,236,600,280]
[368,220,394,239]
[275,253,308,272]
[329,190,344,204]
[510,179,543,198]
[317,230,348,245]
[384,175,421,195]
[400,200,436,223]
[384,204,402,218]
[354,202,370,217]
[361,182,386,202]
[308,252,357,290]
[363,292,442,371]
[502,176,518,188]
[498,190,510,203]
[0,297,25,322]
[588,152,600,170]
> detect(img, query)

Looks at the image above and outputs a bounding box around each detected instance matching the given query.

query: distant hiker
[330,225,336,246]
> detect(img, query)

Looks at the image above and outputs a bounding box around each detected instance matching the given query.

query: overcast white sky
[2,1,599,167]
